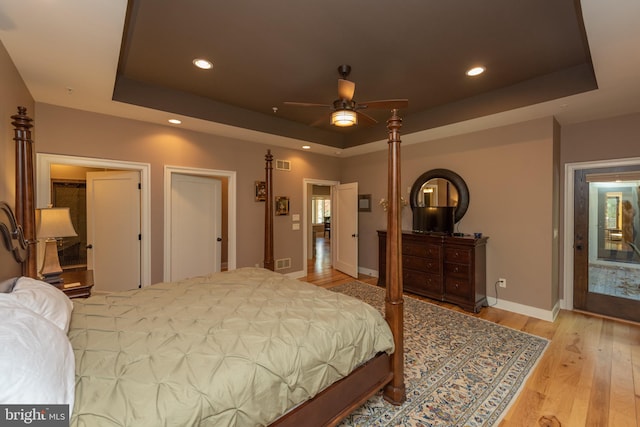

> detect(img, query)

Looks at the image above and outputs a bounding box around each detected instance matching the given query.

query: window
[312,197,331,225]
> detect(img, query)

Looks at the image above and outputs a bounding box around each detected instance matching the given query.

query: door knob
[86,244,93,249]
[217,237,222,242]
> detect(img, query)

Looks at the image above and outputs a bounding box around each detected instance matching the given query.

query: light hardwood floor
[303,237,640,427]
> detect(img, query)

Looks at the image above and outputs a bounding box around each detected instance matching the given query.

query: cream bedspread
[68,267,394,426]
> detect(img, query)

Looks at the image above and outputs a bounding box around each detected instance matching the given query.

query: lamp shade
[330,110,358,127]
[36,207,78,239]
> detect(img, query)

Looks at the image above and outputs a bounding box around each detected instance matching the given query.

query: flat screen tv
[412,206,455,234]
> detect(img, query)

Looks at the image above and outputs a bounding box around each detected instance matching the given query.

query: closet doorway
[163,165,236,282]
[36,154,151,289]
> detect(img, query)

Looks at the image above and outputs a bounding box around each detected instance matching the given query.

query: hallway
[305,235,377,288]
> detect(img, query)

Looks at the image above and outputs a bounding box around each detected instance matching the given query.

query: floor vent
[275,258,291,270]
[275,159,291,171]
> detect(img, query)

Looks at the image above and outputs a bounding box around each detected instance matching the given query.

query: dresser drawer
[444,247,471,264]
[444,262,469,278]
[444,277,472,299]
[403,269,442,296]
[403,242,441,259]
[404,255,441,274]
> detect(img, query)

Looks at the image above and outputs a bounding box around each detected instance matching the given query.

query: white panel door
[334,182,358,277]
[170,173,222,281]
[86,171,141,292]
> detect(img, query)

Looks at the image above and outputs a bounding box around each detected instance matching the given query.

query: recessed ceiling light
[302,145,311,150]
[466,66,485,76]
[193,58,213,70]
[168,119,182,125]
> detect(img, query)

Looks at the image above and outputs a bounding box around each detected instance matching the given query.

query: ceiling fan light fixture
[331,109,357,127]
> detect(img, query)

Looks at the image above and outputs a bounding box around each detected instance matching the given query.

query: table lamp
[36,207,78,284]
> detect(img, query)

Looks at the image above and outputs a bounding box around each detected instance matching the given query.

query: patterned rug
[330,281,549,427]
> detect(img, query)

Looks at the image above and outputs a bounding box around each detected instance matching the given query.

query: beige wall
[561,113,640,164]
[34,103,341,283]
[341,117,559,312]
[0,41,34,206]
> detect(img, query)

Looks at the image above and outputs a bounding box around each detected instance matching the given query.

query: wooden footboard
[270,353,392,427]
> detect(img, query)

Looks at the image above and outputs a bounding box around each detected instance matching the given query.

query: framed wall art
[358,194,372,212]
[255,181,266,202]
[275,196,290,216]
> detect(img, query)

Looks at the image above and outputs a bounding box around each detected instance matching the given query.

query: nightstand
[59,270,94,299]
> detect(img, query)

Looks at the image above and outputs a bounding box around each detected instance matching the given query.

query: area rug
[330,281,549,427]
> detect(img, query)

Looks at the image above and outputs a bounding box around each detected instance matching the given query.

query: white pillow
[0,302,75,414]
[10,277,73,333]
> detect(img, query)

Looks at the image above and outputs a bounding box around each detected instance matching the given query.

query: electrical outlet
[498,278,507,288]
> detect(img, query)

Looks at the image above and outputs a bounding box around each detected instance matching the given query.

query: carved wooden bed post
[383,109,406,404]
[264,149,275,271]
[12,106,37,278]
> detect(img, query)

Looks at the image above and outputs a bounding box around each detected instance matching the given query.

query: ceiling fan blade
[338,79,355,101]
[356,110,378,125]
[310,112,332,127]
[358,99,409,109]
[284,102,331,108]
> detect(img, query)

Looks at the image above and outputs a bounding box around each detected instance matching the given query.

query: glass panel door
[574,166,640,322]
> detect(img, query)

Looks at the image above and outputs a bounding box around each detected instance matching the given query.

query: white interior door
[334,182,358,277]
[86,171,141,292]
[170,173,222,281]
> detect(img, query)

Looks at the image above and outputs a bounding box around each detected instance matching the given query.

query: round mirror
[409,169,469,223]
[415,178,459,208]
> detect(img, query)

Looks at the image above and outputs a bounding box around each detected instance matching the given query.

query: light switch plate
[292,214,300,221]
[292,223,300,230]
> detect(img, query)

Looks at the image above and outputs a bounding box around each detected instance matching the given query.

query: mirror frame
[409,168,470,223]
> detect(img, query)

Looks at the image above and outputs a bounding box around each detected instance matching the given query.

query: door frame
[563,156,640,310]
[302,178,339,277]
[36,153,151,287]
[164,165,237,281]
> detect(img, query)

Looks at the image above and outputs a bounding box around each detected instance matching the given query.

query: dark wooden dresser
[377,231,488,312]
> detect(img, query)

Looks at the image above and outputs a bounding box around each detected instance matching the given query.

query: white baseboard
[356,267,558,322]
[358,267,379,278]
[285,270,305,280]
[486,296,559,322]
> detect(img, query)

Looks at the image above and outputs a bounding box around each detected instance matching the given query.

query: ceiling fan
[284,65,408,127]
